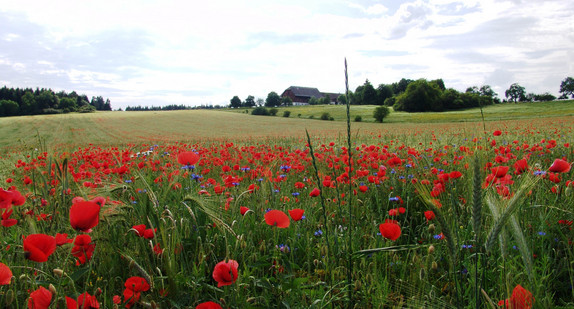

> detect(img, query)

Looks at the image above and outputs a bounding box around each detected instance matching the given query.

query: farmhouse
[281,86,341,105]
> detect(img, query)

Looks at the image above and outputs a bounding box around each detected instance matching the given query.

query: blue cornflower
[314,230,323,237]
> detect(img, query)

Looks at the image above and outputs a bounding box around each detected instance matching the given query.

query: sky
[1,0,573,109]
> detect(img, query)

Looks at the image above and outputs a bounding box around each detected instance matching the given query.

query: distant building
[281,86,342,105]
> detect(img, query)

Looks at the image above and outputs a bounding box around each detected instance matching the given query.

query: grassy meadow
[0,101,573,308]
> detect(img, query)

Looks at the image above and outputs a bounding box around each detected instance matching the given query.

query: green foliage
[281,96,293,106]
[394,79,443,112]
[376,84,393,105]
[560,77,574,99]
[0,99,19,116]
[251,106,270,115]
[282,110,291,117]
[373,106,390,122]
[320,112,331,120]
[269,108,278,116]
[337,94,347,105]
[77,105,96,113]
[505,83,527,103]
[354,115,362,122]
[265,91,281,107]
[319,95,330,105]
[230,96,242,108]
[308,97,319,105]
[244,95,256,107]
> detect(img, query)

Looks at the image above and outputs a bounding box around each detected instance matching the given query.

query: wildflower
[314,229,323,237]
[0,262,12,285]
[71,234,96,265]
[66,292,100,309]
[23,234,56,262]
[28,286,52,309]
[264,210,290,228]
[498,284,534,309]
[379,221,401,241]
[549,159,571,173]
[196,302,223,309]
[240,206,250,216]
[123,276,150,308]
[309,188,321,197]
[493,130,502,136]
[1,208,17,227]
[288,208,305,221]
[212,260,239,287]
[69,201,101,233]
[177,151,199,166]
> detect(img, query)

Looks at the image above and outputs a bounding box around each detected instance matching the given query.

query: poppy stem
[344,58,354,308]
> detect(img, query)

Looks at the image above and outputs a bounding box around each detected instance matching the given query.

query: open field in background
[228,100,574,123]
[1,100,574,153]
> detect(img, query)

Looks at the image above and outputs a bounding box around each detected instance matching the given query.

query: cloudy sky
[1,0,573,109]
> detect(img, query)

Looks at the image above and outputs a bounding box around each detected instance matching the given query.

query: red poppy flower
[424,210,435,221]
[178,151,199,166]
[493,130,502,136]
[1,208,17,227]
[294,182,305,189]
[309,188,320,197]
[123,276,150,308]
[131,224,146,237]
[288,208,304,221]
[69,201,101,232]
[498,284,534,309]
[66,292,100,309]
[379,221,401,241]
[71,234,96,265]
[264,210,290,228]
[55,233,73,246]
[24,234,56,262]
[491,166,509,178]
[0,187,26,209]
[513,159,529,175]
[212,259,239,287]
[196,301,223,309]
[0,262,12,285]
[240,206,250,216]
[143,228,156,239]
[28,286,52,309]
[449,171,462,179]
[549,159,571,173]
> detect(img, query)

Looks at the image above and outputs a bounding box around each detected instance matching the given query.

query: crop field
[0,103,573,308]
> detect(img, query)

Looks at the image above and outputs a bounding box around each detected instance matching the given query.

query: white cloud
[0,0,573,108]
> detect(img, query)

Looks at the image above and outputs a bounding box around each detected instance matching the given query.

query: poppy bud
[49,283,57,295]
[313,259,320,267]
[428,245,435,255]
[432,261,438,270]
[5,289,14,305]
[53,268,65,277]
[95,287,103,297]
[428,224,435,233]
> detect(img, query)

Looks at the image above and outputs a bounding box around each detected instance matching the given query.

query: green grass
[0,102,573,308]
[228,100,574,123]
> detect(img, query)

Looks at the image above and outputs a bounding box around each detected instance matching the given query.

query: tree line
[0,86,112,117]
[230,77,574,113]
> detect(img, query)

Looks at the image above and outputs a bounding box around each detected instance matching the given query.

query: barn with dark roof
[281,86,324,105]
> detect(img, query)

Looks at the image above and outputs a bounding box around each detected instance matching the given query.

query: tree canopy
[0,86,111,117]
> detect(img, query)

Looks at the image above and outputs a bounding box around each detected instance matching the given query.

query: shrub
[283,111,291,117]
[251,106,270,116]
[77,105,96,113]
[320,112,331,120]
[269,108,279,116]
[373,106,390,123]
[355,115,362,122]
